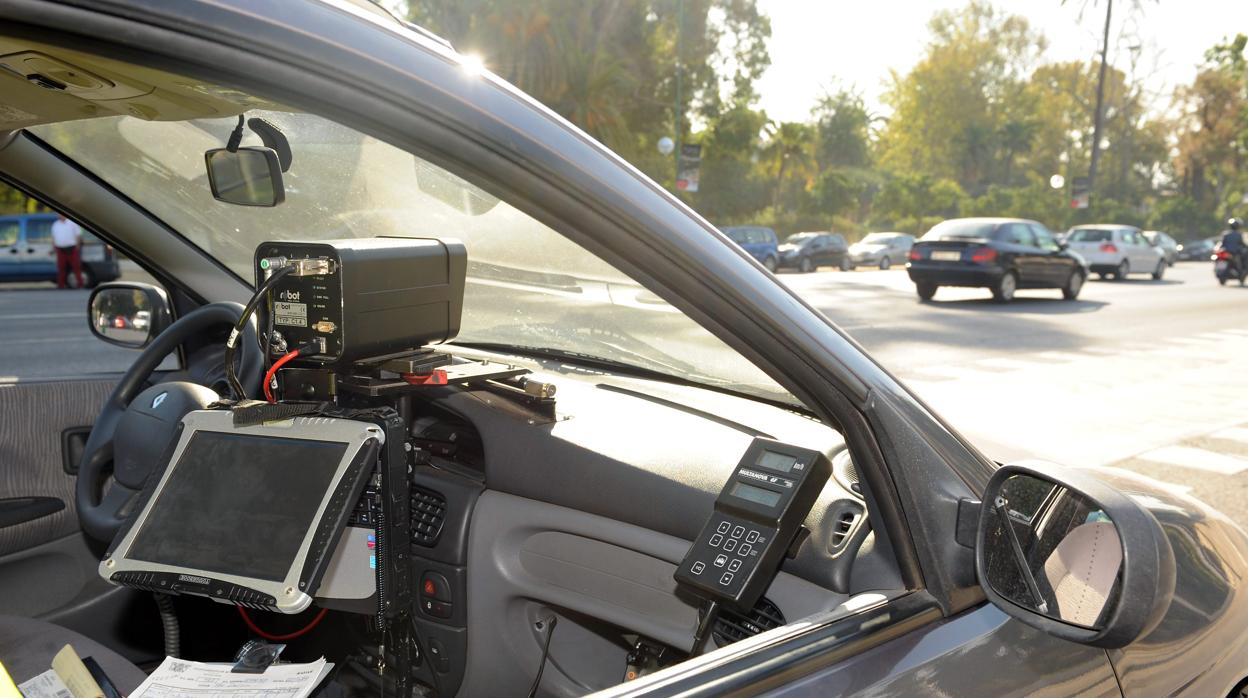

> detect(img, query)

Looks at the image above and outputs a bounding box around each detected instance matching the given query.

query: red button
[423,579,436,596]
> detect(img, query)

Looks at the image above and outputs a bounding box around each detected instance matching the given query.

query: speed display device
[674,438,832,610]
[101,411,384,613]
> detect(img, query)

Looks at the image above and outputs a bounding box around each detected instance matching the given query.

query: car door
[0,218,20,280]
[1124,229,1151,272]
[21,215,56,280]
[998,223,1042,285]
[1029,223,1070,285]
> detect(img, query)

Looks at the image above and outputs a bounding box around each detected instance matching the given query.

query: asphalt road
[3,259,1248,526]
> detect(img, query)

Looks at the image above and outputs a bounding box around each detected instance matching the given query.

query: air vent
[410,487,446,546]
[713,597,785,647]
[830,509,861,549]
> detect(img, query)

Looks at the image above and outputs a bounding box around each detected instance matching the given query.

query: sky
[754,0,1248,123]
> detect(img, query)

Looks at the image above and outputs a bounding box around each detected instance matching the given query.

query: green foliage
[1148,196,1222,241]
[0,183,43,215]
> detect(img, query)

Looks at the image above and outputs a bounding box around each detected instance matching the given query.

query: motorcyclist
[1221,218,1246,271]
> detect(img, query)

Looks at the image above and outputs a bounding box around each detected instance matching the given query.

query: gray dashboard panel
[461,490,853,698]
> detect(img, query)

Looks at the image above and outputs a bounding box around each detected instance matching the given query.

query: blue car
[0,213,120,287]
[721,225,780,272]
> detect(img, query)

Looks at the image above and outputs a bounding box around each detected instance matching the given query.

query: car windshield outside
[922,220,997,241]
[859,233,901,245]
[31,112,794,406]
[1068,228,1115,242]
[784,233,819,245]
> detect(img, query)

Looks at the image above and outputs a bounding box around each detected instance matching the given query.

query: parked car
[907,218,1088,302]
[2,6,1248,698]
[1143,230,1178,266]
[0,213,120,287]
[720,225,779,271]
[1065,225,1167,280]
[1176,238,1216,261]
[848,232,915,270]
[777,232,851,272]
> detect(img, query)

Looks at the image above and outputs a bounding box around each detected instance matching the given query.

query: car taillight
[908,249,922,261]
[970,247,997,263]
[1099,243,1118,253]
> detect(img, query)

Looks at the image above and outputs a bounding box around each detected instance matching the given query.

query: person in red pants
[51,213,83,289]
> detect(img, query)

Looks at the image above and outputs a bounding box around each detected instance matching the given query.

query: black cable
[689,600,719,658]
[225,265,293,400]
[153,593,180,659]
[526,615,557,698]
[263,291,275,372]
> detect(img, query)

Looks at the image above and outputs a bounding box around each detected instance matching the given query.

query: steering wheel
[76,302,263,542]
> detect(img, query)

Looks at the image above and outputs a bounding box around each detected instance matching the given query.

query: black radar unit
[675,438,831,610]
[255,238,466,368]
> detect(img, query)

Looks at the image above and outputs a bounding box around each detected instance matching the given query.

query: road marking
[0,312,79,320]
[974,357,1038,371]
[1210,428,1248,445]
[1135,446,1248,475]
[1035,351,1085,362]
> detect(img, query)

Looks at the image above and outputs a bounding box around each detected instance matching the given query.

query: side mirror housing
[974,462,1174,648]
[88,282,172,349]
[205,146,285,207]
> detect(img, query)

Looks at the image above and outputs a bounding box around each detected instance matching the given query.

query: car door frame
[997,222,1043,286]
[1028,222,1070,285]
[0,2,1120,692]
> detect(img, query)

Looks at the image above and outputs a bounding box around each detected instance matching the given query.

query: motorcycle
[1214,246,1248,286]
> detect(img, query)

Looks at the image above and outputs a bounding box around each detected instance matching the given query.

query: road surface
[3,260,1248,525]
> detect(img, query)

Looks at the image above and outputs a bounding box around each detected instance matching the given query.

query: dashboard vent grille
[410,486,446,546]
[713,597,785,647]
[830,509,860,549]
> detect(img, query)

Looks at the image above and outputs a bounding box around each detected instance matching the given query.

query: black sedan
[777,232,851,272]
[1176,238,1216,261]
[907,217,1088,302]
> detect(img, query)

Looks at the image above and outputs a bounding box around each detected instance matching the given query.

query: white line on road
[1210,428,1248,445]
[0,312,80,320]
[1136,446,1248,475]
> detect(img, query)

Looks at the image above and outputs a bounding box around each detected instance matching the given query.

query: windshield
[32,113,794,405]
[859,233,898,244]
[1068,228,1114,242]
[783,233,817,245]
[922,220,997,241]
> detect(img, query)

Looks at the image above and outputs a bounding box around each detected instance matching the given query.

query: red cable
[237,605,328,641]
[263,349,301,403]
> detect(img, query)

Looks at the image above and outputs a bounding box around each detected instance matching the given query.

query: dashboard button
[731,526,744,539]
[739,544,752,556]
[716,521,730,534]
[719,573,734,586]
[728,559,741,572]
[421,571,451,602]
[746,530,760,543]
[691,561,705,574]
[709,534,723,547]
[421,598,453,619]
[724,539,737,552]
[714,554,727,567]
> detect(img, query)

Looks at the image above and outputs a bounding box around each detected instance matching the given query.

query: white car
[1065,225,1167,280]
[848,232,915,270]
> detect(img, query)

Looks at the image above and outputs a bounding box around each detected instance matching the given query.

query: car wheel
[916,282,937,301]
[83,268,98,289]
[1219,276,1228,286]
[1062,270,1085,300]
[763,256,777,273]
[992,271,1017,303]
[1152,260,1165,281]
[799,257,814,273]
[1113,259,1129,280]
[839,257,852,272]
[879,256,891,270]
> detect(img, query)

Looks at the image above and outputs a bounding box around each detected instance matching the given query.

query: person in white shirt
[50,213,83,289]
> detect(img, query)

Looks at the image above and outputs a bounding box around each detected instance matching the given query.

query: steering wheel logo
[151,392,168,410]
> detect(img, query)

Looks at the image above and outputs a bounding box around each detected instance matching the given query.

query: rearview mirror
[975,462,1174,648]
[88,282,172,349]
[205,147,285,207]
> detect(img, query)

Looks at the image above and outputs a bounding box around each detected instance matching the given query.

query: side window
[25,218,52,245]
[749,228,766,245]
[1030,225,1060,252]
[0,206,178,380]
[1002,224,1036,247]
[0,221,17,247]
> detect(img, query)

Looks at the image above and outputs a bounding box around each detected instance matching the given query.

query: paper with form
[130,657,333,698]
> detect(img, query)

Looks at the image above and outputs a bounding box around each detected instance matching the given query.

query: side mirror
[975,462,1174,648]
[204,147,285,207]
[88,282,172,349]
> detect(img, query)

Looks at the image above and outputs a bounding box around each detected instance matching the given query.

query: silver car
[848,232,915,270]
